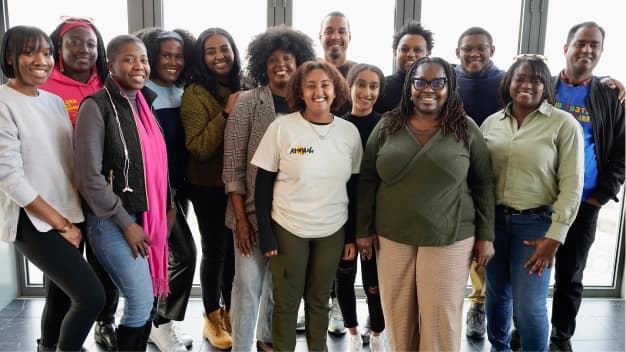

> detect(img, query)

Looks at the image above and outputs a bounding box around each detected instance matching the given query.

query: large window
[421,0,522,73]
[7,0,127,47]
[3,0,623,297]
[292,0,395,75]
[163,0,266,68]
[544,0,626,84]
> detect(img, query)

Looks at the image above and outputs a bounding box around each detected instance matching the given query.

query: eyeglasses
[59,16,94,24]
[460,45,491,53]
[513,53,548,63]
[413,78,447,91]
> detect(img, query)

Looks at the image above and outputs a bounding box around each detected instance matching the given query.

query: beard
[328,50,342,60]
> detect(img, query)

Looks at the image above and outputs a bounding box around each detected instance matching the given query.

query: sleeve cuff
[11,180,38,207]
[112,209,135,231]
[225,181,246,195]
[545,222,569,244]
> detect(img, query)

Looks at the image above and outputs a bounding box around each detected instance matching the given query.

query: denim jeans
[486,207,552,352]
[85,211,154,328]
[230,231,273,351]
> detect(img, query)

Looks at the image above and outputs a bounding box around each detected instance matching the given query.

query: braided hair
[386,56,469,145]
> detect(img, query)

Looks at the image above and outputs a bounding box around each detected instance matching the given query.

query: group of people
[0,10,623,352]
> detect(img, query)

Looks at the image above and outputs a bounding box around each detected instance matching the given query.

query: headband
[157,30,184,42]
[59,20,95,37]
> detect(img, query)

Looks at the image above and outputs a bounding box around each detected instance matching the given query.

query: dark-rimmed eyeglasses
[460,45,491,53]
[413,78,447,91]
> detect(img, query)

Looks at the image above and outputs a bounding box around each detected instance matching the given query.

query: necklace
[307,119,334,140]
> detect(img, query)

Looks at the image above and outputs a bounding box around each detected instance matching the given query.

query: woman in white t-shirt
[252,60,363,351]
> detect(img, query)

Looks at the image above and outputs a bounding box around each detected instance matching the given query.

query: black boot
[139,321,152,351]
[116,324,146,351]
[94,321,117,351]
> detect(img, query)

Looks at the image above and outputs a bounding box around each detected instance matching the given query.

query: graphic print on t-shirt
[289,145,315,156]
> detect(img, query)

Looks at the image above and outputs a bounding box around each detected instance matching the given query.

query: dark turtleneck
[374,70,406,115]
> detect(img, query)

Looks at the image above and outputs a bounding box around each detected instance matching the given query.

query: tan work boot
[220,306,232,333]
[203,308,232,350]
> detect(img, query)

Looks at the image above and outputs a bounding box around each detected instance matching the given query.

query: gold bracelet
[56,218,72,233]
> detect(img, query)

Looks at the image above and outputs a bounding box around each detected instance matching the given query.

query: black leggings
[14,211,105,351]
[188,184,235,313]
[335,247,385,333]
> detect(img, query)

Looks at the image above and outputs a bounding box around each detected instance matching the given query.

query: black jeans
[188,184,235,313]
[155,189,197,322]
[335,247,385,333]
[551,202,601,342]
[14,210,105,351]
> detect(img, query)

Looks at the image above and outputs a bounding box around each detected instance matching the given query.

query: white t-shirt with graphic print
[251,111,363,239]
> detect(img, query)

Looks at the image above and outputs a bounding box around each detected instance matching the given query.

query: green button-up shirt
[481,100,584,243]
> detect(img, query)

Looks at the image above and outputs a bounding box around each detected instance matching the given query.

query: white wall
[0,242,18,309]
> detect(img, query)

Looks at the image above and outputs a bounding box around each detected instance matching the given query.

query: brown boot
[203,308,233,350]
[220,306,232,333]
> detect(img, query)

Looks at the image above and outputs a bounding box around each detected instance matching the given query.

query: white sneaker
[149,321,188,352]
[370,334,385,352]
[349,333,363,352]
[171,320,193,348]
[327,298,346,336]
[296,312,306,332]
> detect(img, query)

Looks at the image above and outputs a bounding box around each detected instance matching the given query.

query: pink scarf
[132,90,170,297]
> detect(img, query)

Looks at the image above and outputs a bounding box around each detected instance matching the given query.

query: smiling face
[60,26,97,77]
[410,63,448,116]
[350,69,380,116]
[509,62,544,111]
[266,49,296,92]
[395,34,429,73]
[152,39,184,87]
[302,68,335,117]
[203,34,234,81]
[564,25,603,78]
[108,41,150,92]
[320,15,351,62]
[9,36,54,95]
[456,34,494,77]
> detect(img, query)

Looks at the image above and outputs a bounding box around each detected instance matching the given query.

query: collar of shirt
[501,100,554,121]
[559,70,592,87]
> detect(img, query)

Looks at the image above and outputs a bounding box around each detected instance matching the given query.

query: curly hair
[386,57,469,145]
[134,27,196,86]
[246,25,315,86]
[392,20,434,52]
[499,56,555,107]
[189,27,242,101]
[49,19,107,83]
[287,60,349,113]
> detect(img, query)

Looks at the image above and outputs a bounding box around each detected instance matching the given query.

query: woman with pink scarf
[74,34,175,351]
